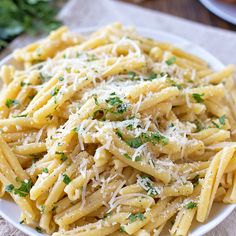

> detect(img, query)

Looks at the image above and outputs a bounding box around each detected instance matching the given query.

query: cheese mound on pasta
[0,23,236,236]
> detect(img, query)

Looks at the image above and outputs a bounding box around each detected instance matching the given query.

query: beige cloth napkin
[1,0,236,235]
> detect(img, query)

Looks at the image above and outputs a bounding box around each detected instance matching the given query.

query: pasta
[0,23,236,236]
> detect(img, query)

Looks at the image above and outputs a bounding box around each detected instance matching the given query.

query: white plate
[200,0,236,25]
[0,27,235,236]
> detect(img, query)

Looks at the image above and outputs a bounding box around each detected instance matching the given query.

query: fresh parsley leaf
[58,77,64,81]
[5,98,19,108]
[212,120,220,129]
[219,115,226,125]
[192,175,199,187]
[192,93,204,103]
[138,176,159,196]
[126,137,143,148]
[165,56,176,65]
[12,113,28,118]
[62,174,71,185]
[0,0,61,50]
[92,94,99,105]
[115,128,123,138]
[124,153,132,160]
[185,201,197,209]
[126,124,133,130]
[35,226,43,233]
[20,81,31,87]
[5,184,14,192]
[128,213,145,223]
[119,225,126,232]
[56,151,67,162]
[42,168,48,173]
[40,205,45,213]
[19,219,25,224]
[13,180,32,197]
[128,71,136,80]
[146,73,157,81]
[51,87,59,96]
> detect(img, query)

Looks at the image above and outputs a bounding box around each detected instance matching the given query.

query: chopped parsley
[193,120,204,132]
[185,201,197,209]
[119,225,126,232]
[219,115,226,125]
[5,184,14,192]
[165,56,176,65]
[5,180,32,197]
[20,81,31,87]
[12,113,28,118]
[123,153,141,162]
[126,124,133,130]
[115,128,123,138]
[146,73,157,81]
[42,168,48,173]
[192,93,204,103]
[56,151,67,162]
[126,137,142,148]
[92,94,99,105]
[105,93,127,114]
[5,98,19,108]
[192,175,199,187]
[40,205,45,213]
[19,219,25,224]
[62,174,71,185]
[51,87,59,96]
[138,176,159,196]
[128,71,136,80]
[212,120,220,129]
[58,77,64,81]
[35,226,43,233]
[128,213,145,223]
[126,131,168,148]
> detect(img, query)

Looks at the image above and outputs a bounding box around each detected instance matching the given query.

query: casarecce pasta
[0,23,236,235]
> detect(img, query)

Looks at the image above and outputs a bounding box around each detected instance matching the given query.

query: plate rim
[0,26,235,236]
[199,0,236,25]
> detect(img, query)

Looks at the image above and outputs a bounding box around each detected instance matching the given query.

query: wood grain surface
[120,0,236,31]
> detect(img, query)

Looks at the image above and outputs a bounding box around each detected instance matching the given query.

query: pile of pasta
[0,23,236,236]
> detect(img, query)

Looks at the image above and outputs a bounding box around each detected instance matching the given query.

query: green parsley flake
[192,93,204,103]
[51,87,59,96]
[92,94,99,105]
[185,201,197,209]
[5,98,19,108]
[219,115,226,125]
[119,225,126,232]
[5,184,14,192]
[5,180,32,197]
[123,153,141,162]
[115,128,123,138]
[128,71,136,80]
[105,93,127,114]
[146,73,157,81]
[128,213,145,223]
[35,226,43,233]
[165,56,176,65]
[139,176,159,196]
[42,168,49,173]
[192,175,199,187]
[126,131,168,148]
[12,113,28,118]
[62,174,71,185]
[56,151,68,162]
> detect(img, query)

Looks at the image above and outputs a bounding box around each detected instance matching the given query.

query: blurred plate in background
[200,0,236,25]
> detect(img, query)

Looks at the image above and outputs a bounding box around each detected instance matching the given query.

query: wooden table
[120,0,236,31]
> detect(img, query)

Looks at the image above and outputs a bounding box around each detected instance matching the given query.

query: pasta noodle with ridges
[0,23,235,236]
